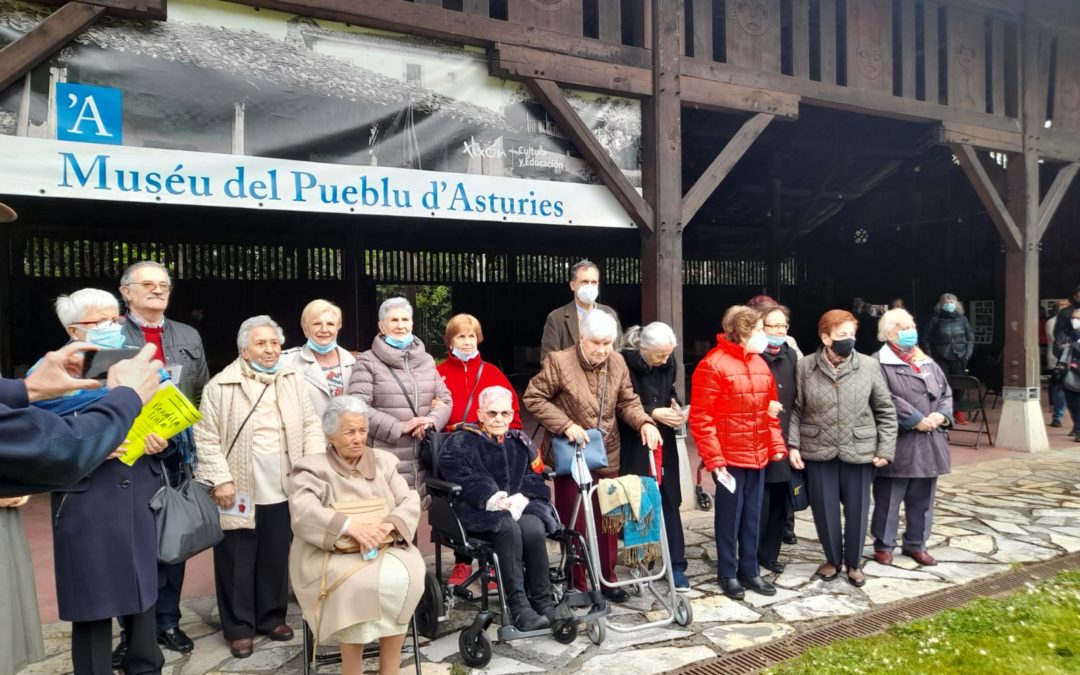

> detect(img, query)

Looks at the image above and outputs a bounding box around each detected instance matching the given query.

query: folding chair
[946,374,994,448]
[302,615,422,674]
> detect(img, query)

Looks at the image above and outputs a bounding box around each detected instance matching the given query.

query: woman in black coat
[922,293,975,424]
[616,322,690,591]
[757,305,797,574]
[439,386,558,632]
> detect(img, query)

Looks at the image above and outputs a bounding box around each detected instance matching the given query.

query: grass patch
[768,570,1080,675]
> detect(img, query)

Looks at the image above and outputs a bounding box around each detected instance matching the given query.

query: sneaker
[1051,419,1063,428]
[447,563,472,587]
[672,569,691,592]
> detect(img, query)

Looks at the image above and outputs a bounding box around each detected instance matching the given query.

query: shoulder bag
[149,462,225,564]
[551,369,610,476]
[388,363,484,474]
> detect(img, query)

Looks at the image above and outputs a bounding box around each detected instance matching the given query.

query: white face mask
[576,284,599,305]
[1072,318,1080,330]
[746,332,769,354]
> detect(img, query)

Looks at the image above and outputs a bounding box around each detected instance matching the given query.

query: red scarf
[888,341,921,374]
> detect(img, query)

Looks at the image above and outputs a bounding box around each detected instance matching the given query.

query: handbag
[788,470,810,512]
[551,370,609,476]
[149,463,225,565]
[330,497,395,553]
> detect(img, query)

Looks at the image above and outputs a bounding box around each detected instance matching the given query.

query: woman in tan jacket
[194,315,325,659]
[524,309,660,603]
[290,396,424,675]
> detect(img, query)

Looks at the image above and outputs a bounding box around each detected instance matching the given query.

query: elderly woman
[789,310,897,587]
[284,299,357,420]
[872,309,953,568]
[617,322,690,591]
[690,306,787,600]
[195,315,324,659]
[524,310,661,603]
[290,396,425,675]
[348,297,451,503]
[439,386,557,631]
[436,313,521,589]
[45,289,169,674]
[922,293,974,423]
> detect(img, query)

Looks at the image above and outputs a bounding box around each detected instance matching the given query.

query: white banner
[0,136,637,228]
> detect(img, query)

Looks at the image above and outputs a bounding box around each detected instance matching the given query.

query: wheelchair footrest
[563,589,603,609]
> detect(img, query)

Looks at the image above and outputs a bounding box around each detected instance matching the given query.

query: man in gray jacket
[540,259,621,362]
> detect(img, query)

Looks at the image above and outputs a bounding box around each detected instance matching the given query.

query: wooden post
[0,2,105,93]
[768,158,782,299]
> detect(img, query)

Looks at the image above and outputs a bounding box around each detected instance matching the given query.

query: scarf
[598,475,643,530]
[888,341,927,374]
[601,476,662,566]
[765,344,782,356]
[239,357,282,385]
[823,346,847,369]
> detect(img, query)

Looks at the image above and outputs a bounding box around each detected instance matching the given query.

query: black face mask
[829,338,856,358]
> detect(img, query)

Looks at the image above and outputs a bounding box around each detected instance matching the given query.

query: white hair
[623,321,677,351]
[378,297,413,321]
[120,260,172,288]
[322,395,370,436]
[580,310,618,342]
[54,289,119,327]
[478,385,514,411]
[236,315,285,351]
[877,308,915,342]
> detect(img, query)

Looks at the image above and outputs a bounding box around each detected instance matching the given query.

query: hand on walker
[564,424,589,445]
[640,423,661,450]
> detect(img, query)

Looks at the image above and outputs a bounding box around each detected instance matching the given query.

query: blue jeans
[1050,380,1066,422]
[712,466,765,579]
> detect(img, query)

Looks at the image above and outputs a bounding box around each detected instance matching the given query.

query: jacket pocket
[852,425,877,454]
[177,345,203,363]
[799,424,821,437]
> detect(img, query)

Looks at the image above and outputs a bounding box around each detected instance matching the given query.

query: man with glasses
[116,261,209,658]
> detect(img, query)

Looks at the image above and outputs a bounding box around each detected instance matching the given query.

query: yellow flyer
[119,381,202,466]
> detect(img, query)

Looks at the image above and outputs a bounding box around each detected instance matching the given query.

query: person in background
[540,259,621,362]
[618,322,690,591]
[922,293,974,424]
[747,295,803,359]
[0,494,44,675]
[872,309,952,568]
[283,299,356,420]
[1056,306,1080,444]
[1047,299,1072,430]
[436,313,521,591]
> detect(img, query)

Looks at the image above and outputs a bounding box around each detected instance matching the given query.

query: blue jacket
[0,379,143,497]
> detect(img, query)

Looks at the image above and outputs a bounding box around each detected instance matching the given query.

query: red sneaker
[447,563,472,587]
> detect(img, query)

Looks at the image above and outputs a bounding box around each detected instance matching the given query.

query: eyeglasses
[69,317,124,329]
[483,410,514,419]
[764,323,789,329]
[129,281,172,293]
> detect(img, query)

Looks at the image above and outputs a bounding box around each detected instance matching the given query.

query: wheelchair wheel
[673,593,694,627]
[415,570,444,639]
[459,626,492,668]
[586,617,605,645]
[551,617,578,644]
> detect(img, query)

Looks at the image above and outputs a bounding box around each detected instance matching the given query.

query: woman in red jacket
[436,313,523,590]
[690,305,787,601]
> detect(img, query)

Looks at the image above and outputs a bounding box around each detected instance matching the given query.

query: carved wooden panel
[945,6,987,111]
[845,0,892,93]
[1054,39,1080,131]
[507,0,584,37]
[724,0,781,72]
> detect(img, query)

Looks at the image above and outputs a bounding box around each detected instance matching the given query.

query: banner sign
[0,0,641,228]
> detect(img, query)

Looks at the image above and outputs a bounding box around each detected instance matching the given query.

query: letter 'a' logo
[56,83,122,146]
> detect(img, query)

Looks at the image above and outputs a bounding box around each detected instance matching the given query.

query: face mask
[384,334,415,349]
[943,303,957,313]
[766,335,786,347]
[452,347,478,361]
[250,356,283,374]
[746,332,769,354]
[829,337,856,358]
[1072,319,1080,330]
[307,338,337,355]
[896,328,919,349]
[576,284,599,305]
[86,323,126,349]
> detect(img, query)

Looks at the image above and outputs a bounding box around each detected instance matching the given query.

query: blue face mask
[250,357,283,374]
[307,338,337,355]
[384,334,415,349]
[896,328,919,349]
[943,303,957,313]
[452,347,479,361]
[766,335,786,347]
[86,323,126,349]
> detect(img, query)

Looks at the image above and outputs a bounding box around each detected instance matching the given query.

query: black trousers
[805,459,874,570]
[72,606,162,675]
[712,466,765,579]
[758,481,789,565]
[155,561,186,631]
[660,484,686,572]
[213,500,292,640]
[476,513,553,615]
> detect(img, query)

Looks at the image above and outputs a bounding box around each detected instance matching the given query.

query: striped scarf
[888,341,927,374]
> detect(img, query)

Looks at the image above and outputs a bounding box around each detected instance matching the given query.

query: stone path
[23,448,1080,674]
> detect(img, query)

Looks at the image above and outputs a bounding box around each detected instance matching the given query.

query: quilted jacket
[689,335,787,471]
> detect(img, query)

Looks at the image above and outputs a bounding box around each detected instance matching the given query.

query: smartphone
[82,348,140,380]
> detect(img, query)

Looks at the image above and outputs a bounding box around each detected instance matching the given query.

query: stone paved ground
[23,447,1080,674]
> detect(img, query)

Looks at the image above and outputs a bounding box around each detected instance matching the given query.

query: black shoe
[157,626,194,653]
[601,586,630,603]
[759,559,786,574]
[111,639,128,669]
[739,575,777,596]
[513,607,550,632]
[781,531,797,545]
[534,603,557,623]
[720,577,745,600]
[1051,419,1063,428]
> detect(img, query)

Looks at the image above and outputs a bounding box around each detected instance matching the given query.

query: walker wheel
[459,626,492,668]
[551,618,578,644]
[696,485,713,511]
[674,593,694,627]
[586,617,606,645]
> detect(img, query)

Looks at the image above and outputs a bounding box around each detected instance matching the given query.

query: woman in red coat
[690,305,787,601]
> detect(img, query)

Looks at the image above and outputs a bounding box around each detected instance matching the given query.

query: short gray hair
[580,309,618,342]
[569,259,599,283]
[378,297,413,322]
[236,315,285,351]
[877,308,914,342]
[322,395,370,436]
[54,289,119,327]
[478,385,513,411]
[623,321,677,351]
[120,261,172,288]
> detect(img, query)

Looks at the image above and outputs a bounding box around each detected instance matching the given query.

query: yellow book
[119,381,202,466]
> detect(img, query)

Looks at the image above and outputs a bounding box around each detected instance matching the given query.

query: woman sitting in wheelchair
[439,386,559,632]
[289,396,426,675]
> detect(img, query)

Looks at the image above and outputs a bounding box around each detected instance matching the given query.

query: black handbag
[788,470,810,512]
[1057,344,1080,393]
[149,462,224,565]
[388,364,483,474]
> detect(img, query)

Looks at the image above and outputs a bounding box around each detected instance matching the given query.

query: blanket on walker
[598,476,662,565]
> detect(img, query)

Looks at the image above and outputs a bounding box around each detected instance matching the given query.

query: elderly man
[540,259,622,362]
[117,261,209,656]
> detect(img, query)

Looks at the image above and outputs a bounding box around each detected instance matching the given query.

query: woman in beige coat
[194,315,325,659]
[290,396,425,675]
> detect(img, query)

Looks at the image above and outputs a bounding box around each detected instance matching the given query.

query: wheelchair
[418,458,610,669]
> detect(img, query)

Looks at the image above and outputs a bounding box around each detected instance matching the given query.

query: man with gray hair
[540,259,621,362]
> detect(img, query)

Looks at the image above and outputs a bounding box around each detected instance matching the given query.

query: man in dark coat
[540,259,621,361]
[1053,285,1080,351]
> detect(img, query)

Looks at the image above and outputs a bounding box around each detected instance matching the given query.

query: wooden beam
[0,2,105,94]
[682,112,774,226]
[900,0,916,98]
[681,78,799,118]
[937,121,1023,153]
[1034,127,1080,163]
[791,0,810,79]
[950,142,1022,249]
[32,0,165,19]
[523,77,654,232]
[1035,162,1080,240]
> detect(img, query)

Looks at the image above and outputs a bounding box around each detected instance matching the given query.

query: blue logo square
[56,83,122,145]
